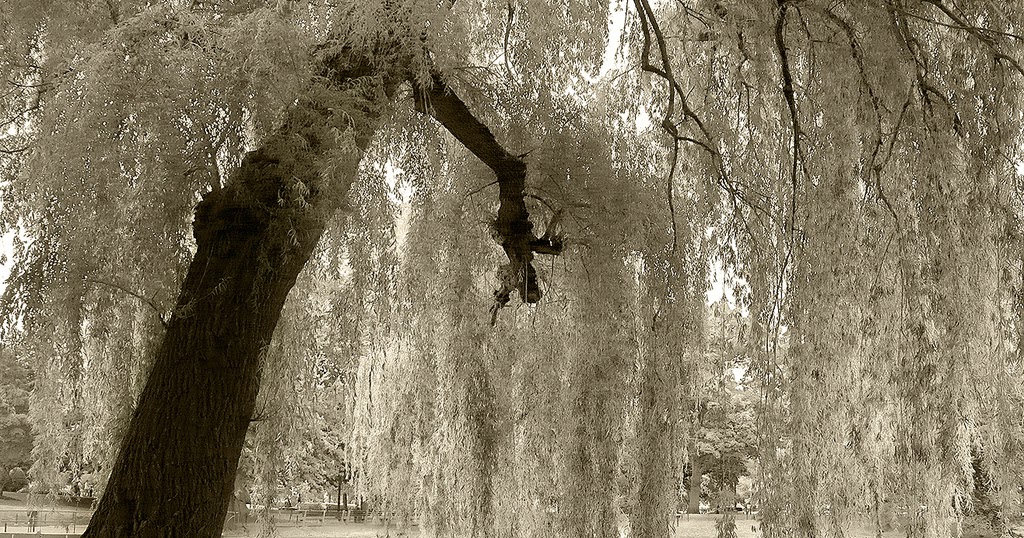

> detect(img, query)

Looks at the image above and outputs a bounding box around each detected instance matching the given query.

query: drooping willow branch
[634,0,695,254]
[818,7,901,228]
[920,0,1024,77]
[765,0,814,358]
[84,276,169,328]
[631,0,778,250]
[819,16,881,154]
[774,0,803,246]
[412,72,564,324]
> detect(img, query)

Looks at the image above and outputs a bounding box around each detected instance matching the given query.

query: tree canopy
[2,0,1024,537]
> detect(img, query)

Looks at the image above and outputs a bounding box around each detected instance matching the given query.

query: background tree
[688,384,756,514]
[0,347,33,494]
[684,301,756,515]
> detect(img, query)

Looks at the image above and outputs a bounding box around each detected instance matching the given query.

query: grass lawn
[222,521,410,537]
[0,498,922,538]
[673,514,761,538]
[671,515,901,538]
[219,514,902,538]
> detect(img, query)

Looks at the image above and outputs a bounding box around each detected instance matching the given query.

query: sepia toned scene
[1,1,1023,537]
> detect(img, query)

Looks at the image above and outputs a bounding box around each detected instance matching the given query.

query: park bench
[352,507,368,522]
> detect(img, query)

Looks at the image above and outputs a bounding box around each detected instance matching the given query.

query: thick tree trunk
[81,55,389,536]
[81,146,331,537]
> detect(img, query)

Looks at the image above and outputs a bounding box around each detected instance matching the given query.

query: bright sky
[596,0,628,80]
[706,259,729,304]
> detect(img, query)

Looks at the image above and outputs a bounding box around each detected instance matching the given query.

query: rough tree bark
[81,144,330,537]
[81,54,391,537]
[81,55,558,535]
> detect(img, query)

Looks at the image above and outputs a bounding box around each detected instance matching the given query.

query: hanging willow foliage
[332,77,717,538]
[651,2,1024,538]
[2,0,1024,536]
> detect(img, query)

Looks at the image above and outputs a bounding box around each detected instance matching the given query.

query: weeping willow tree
[1,0,1024,537]
[680,4,1024,538]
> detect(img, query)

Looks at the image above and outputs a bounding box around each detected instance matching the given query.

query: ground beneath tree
[217,514,891,538]
[222,523,400,538]
[2,505,1006,538]
[218,517,756,538]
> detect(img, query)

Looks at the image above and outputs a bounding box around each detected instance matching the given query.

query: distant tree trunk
[81,57,390,537]
[688,448,703,514]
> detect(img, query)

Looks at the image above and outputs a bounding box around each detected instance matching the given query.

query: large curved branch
[412,72,563,323]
